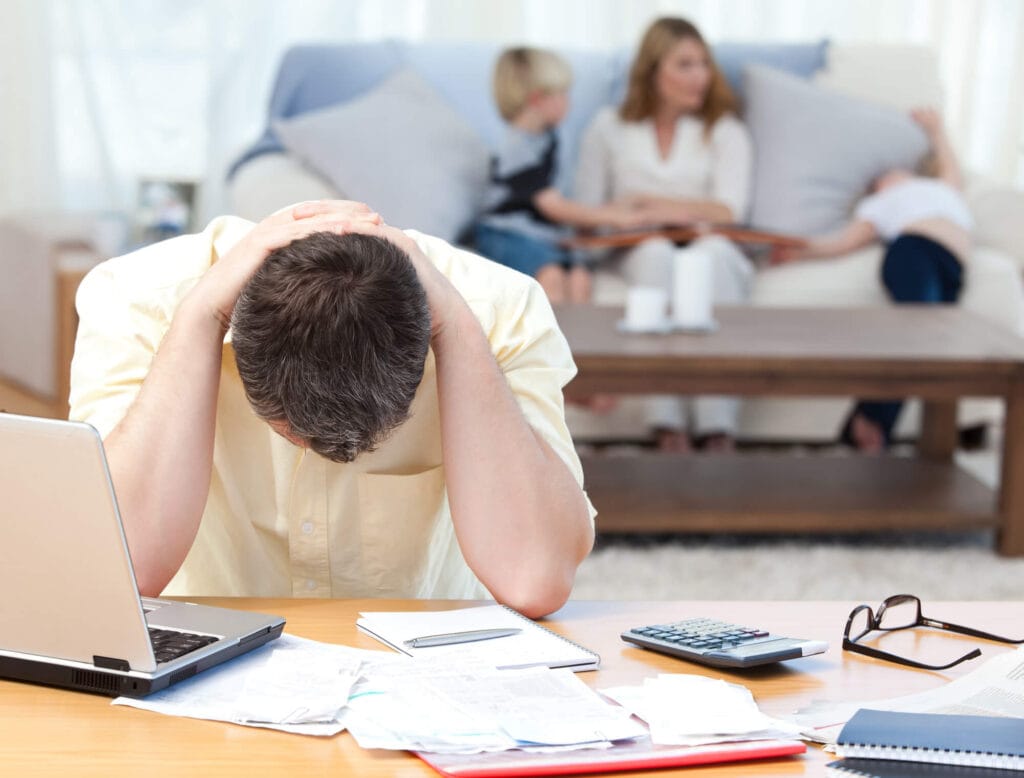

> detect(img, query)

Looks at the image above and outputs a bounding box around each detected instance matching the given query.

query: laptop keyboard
[148,627,219,664]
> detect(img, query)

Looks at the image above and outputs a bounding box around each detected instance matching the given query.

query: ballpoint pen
[404,628,522,648]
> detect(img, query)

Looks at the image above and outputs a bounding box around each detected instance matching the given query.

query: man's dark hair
[231,231,431,463]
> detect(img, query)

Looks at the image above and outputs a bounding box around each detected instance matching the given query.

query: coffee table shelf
[583,453,997,533]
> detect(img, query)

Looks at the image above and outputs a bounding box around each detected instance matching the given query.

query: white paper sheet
[601,674,805,746]
[344,656,644,753]
[357,605,599,671]
[112,634,380,735]
[788,646,1024,744]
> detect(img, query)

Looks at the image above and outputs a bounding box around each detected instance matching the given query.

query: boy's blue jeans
[846,234,964,446]
[473,223,572,278]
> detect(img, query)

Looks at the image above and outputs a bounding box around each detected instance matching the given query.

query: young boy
[776,108,972,452]
[474,47,644,303]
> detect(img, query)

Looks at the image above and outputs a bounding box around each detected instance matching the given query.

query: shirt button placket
[290,457,329,596]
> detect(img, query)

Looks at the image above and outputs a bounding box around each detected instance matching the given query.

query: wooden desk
[554,304,1024,555]
[3,598,1020,777]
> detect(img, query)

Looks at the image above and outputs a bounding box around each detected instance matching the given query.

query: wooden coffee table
[554,305,1024,555]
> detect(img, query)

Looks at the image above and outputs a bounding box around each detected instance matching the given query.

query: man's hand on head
[188,200,382,331]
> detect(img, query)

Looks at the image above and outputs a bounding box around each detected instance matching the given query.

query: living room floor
[571,434,1022,601]
[7,374,1015,602]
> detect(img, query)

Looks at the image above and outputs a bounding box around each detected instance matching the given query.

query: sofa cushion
[273,67,489,241]
[228,41,408,177]
[229,152,339,223]
[744,64,929,236]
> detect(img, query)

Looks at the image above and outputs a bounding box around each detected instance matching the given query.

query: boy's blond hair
[492,47,572,121]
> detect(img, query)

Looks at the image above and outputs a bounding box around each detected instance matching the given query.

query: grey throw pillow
[744,64,929,236]
[273,68,489,242]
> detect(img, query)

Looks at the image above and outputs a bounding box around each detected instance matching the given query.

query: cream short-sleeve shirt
[70,215,595,599]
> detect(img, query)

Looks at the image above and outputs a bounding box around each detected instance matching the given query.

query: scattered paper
[344,655,644,753]
[601,674,805,746]
[112,634,380,735]
[787,646,1024,744]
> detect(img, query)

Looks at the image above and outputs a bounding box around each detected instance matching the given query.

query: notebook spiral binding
[839,742,1024,770]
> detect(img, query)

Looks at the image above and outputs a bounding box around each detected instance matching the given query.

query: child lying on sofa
[473,47,645,303]
[775,108,972,453]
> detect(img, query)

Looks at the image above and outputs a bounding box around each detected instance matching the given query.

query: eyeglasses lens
[848,607,872,642]
[878,597,919,630]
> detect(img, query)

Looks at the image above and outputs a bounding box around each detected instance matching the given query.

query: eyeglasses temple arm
[843,639,982,671]
[920,618,1024,644]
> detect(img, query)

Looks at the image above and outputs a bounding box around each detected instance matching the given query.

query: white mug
[624,286,669,331]
[671,247,714,330]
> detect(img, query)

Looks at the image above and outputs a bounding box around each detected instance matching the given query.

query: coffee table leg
[998,379,1024,556]
[919,400,957,461]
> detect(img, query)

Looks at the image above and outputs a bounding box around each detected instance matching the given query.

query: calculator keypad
[630,618,770,652]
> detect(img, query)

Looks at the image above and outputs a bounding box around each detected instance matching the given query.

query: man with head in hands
[70,200,594,618]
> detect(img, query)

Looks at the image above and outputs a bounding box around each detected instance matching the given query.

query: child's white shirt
[855,177,973,242]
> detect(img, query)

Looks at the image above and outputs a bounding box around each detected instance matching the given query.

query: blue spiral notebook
[836,709,1024,770]
[827,758,1024,777]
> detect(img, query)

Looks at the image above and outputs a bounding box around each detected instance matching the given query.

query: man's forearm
[432,302,593,618]
[103,297,225,595]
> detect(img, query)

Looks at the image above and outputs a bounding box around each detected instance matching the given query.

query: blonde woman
[576,17,754,452]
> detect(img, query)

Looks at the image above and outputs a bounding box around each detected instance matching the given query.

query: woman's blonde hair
[492,47,572,121]
[619,17,737,138]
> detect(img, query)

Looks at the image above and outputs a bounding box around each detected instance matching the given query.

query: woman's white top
[855,177,974,242]
[574,106,753,222]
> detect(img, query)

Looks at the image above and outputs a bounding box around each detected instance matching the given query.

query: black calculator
[621,617,828,669]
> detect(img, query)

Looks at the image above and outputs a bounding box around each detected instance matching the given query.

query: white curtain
[4,0,1023,219]
[0,1,58,213]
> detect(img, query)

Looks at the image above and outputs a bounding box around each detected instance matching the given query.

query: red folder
[417,737,806,777]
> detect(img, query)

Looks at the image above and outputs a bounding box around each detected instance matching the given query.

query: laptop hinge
[93,655,131,672]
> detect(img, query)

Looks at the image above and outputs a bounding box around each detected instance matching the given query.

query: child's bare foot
[850,413,885,454]
[567,394,619,414]
[656,429,692,453]
[699,433,735,453]
[585,394,619,414]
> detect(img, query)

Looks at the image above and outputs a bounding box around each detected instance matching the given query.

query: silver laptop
[0,413,285,697]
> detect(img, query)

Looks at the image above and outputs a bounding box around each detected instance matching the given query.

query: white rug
[571,444,1024,601]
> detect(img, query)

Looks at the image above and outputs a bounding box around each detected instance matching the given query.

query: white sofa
[225,41,1024,443]
[6,41,1019,439]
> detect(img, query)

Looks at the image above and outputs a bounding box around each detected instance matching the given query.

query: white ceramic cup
[671,248,714,330]
[624,286,669,331]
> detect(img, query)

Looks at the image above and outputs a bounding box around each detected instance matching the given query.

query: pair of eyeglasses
[843,594,1024,671]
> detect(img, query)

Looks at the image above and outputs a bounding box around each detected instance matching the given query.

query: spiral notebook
[356,605,599,671]
[827,758,1024,777]
[836,709,1024,770]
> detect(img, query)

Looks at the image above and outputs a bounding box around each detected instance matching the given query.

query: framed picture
[135,179,198,243]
